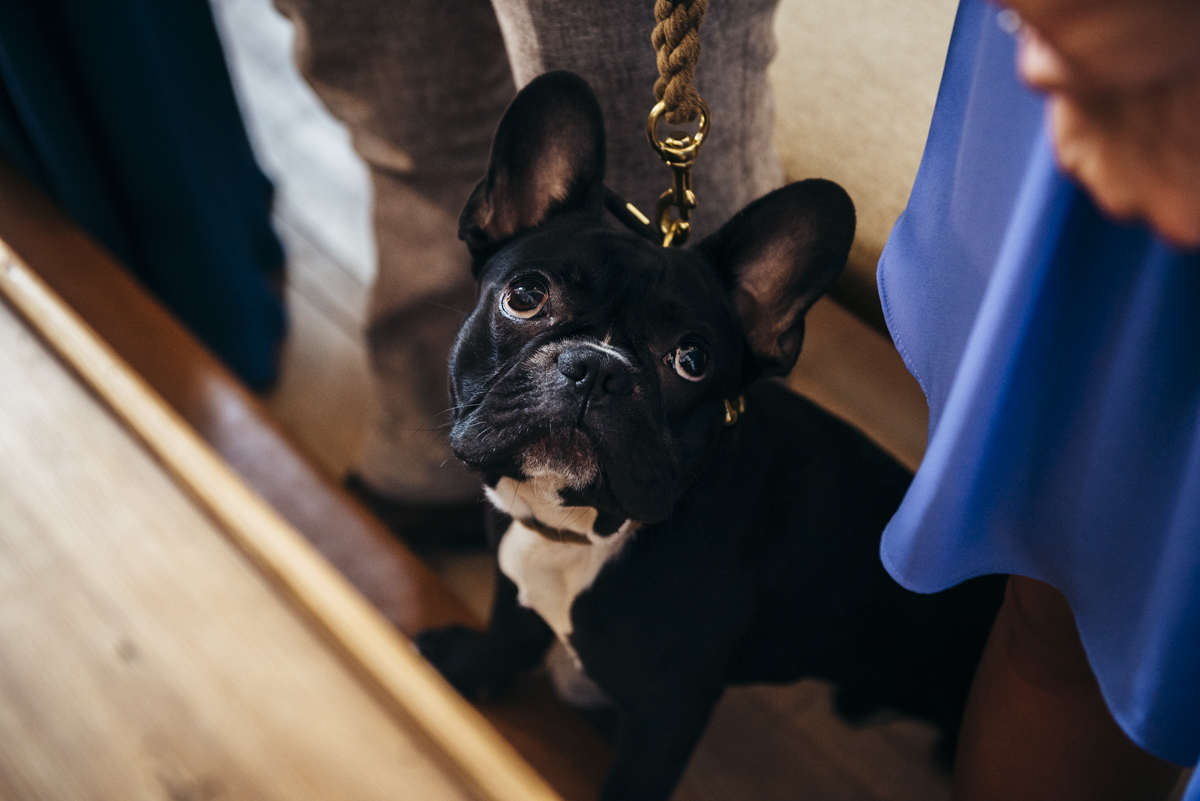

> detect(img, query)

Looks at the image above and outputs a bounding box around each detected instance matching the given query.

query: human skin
[951,577,1183,801]
[1003,0,1200,248]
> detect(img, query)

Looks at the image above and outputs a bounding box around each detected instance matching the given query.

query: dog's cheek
[448,340,489,407]
[450,296,523,388]
[655,369,731,473]
[673,400,727,473]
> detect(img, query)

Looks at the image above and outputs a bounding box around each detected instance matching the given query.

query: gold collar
[724,395,746,425]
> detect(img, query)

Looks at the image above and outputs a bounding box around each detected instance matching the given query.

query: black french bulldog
[416,71,1003,801]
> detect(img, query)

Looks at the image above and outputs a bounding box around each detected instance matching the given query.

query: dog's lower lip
[451,412,601,469]
[522,426,598,472]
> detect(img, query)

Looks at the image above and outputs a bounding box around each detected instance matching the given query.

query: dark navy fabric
[878,0,1200,786]
[0,0,285,389]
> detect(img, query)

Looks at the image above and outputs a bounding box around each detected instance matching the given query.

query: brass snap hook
[646,99,711,248]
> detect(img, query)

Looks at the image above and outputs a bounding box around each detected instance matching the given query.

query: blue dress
[877,0,1200,790]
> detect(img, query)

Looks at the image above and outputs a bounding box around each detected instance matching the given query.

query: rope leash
[651,0,708,125]
[645,0,710,247]
[611,6,743,424]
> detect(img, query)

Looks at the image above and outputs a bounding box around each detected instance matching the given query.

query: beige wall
[771,0,958,329]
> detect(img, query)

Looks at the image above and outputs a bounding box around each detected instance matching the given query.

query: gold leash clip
[646,98,711,247]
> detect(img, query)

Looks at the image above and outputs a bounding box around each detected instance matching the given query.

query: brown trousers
[273,0,783,502]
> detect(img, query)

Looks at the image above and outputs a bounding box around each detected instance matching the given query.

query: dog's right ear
[460,71,606,261]
[699,179,855,382]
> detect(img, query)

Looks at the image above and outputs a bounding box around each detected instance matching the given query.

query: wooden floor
[209,1,953,798]
[0,258,528,801]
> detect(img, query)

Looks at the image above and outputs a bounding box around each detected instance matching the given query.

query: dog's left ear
[699,179,855,380]
[460,71,606,260]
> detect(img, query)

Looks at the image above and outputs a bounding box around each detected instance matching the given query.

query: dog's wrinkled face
[448,72,855,524]
[449,216,743,523]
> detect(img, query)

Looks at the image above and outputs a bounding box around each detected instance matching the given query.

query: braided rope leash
[651,0,708,124]
[637,0,711,247]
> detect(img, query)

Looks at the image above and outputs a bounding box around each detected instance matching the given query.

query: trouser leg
[490,0,785,238]
[273,0,514,504]
[275,0,781,504]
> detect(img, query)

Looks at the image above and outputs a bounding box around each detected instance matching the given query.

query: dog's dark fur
[415,72,1004,801]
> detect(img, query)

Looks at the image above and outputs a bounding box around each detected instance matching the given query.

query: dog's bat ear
[698,179,855,380]
[459,71,606,259]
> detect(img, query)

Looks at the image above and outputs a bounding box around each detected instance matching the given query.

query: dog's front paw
[414,625,514,700]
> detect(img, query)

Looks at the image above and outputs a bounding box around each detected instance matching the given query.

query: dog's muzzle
[556,343,634,402]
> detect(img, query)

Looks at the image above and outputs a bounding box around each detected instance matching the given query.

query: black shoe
[343,473,487,552]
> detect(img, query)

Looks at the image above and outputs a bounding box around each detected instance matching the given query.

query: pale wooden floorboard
[278,213,370,339]
[677,683,948,801]
[259,214,373,479]
[0,292,475,801]
[423,550,498,624]
[212,2,953,797]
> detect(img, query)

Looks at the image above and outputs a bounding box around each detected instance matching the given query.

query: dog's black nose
[557,345,633,397]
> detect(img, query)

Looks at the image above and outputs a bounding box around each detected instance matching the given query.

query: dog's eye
[501,279,548,319]
[668,341,710,381]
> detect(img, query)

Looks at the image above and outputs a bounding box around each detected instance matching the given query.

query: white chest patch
[488,476,637,649]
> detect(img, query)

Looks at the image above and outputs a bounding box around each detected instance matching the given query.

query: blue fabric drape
[0,0,285,388]
[878,0,1200,789]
